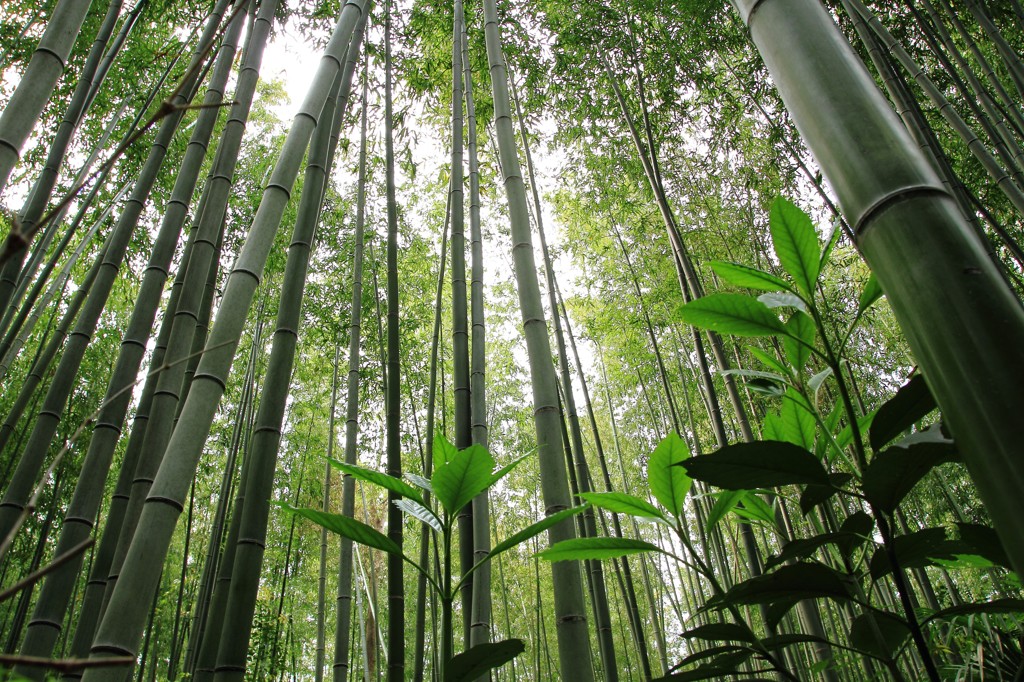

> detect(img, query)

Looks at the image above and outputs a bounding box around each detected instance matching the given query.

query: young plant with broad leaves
[543,198,1024,681]
[282,433,585,682]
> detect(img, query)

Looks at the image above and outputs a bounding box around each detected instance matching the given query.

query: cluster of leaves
[540,198,1023,680]
[284,433,586,681]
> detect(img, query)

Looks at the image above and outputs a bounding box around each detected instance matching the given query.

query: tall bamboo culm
[480,0,595,678]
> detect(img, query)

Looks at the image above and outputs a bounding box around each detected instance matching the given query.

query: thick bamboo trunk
[731,0,1024,574]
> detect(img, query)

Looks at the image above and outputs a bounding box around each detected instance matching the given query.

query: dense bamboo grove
[0,0,1023,680]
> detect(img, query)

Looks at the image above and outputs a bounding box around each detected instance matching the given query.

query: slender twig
[0,0,247,266]
[0,537,93,602]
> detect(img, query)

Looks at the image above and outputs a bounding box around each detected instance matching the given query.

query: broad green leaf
[808,367,833,401]
[537,537,662,562]
[836,411,876,450]
[712,562,851,608]
[862,441,958,513]
[770,197,821,297]
[434,433,458,466]
[718,369,787,397]
[758,291,808,314]
[782,312,814,371]
[849,612,909,660]
[677,294,785,338]
[957,523,1013,571]
[281,503,402,557]
[869,374,936,451]
[779,388,816,451]
[749,347,789,376]
[406,472,433,493]
[732,493,777,528]
[579,492,666,521]
[431,443,495,517]
[921,599,1024,627]
[330,459,423,506]
[681,622,754,643]
[648,432,693,519]
[710,260,791,293]
[930,554,996,570]
[869,527,967,580]
[706,489,745,529]
[484,505,588,570]
[445,639,525,682]
[857,273,884,315]
[680,441,829,490]
[394,498,442,534]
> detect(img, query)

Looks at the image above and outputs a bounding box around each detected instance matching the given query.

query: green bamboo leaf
[329,459,423,506]
[579,492,666,521]
[648,432,693,518]
[957,523,1013,571]
[799,473,852,515]
[394,498,442,534]
[434,433,458,466]
[732,493,777,528]
[921,599,1024,627]
[444,639,525,682]
[869,527,966,580]
[677,294,786,338]
[849,612,909,660]
[749,347,790,376]
[779,388,816,451]
[819,217,842,270]
[869,374,937,451]
[862,441,958,514]
[537,537,663,562]
[406,472,433,493]
[680,441,829,490]
[487,452,530,488]
[766,522,870,570]
[706,489,745,529]
[280,503,403,557]
[712,562,851,608]
[758,291,809,314]
[710,260,791,293]
[718,368,787,384]
[782,312,814,371]
[431,443,495,517]
[857,273,884,315]
[808,367,833,400]
[770,197,821,297]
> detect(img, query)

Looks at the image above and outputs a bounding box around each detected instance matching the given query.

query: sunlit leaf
[770,197,820,298]
[537,537,662,562]
[677,294,786,338]
[710,260,791,293]
[648,432,692,519]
